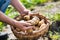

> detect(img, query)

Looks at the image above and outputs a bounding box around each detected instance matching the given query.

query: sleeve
[0,0,11,13]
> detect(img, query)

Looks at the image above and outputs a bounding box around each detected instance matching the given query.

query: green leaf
[54,13,60,21]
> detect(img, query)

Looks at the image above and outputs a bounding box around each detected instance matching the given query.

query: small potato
[27,20,36,25]
[35,27,39,31]
[15,16,22,21]
[24,15,30,20]
[38,19,45,26]
[32,16,40,21]
[26,29,33,34]
[28,16,40,25]
[39,23,46,29]
[16,18,20,21]
[16,28,21,32]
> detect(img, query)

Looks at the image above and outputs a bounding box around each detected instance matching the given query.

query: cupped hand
[23,9,39,16]
[14,21,35,31]
[20,9,33,16]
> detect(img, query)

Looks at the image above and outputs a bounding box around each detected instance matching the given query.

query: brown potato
[39,23,47,29]
[26,29,33,34]
[16,18,20,21]
[15,16,22,21]
[32,16,40,24]
[24,15,30,20]
[27,20,36,25]
[16,28,21,32]
[27,16,40,25]
[38,19,45,26]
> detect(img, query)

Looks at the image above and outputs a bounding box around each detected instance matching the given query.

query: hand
[14,21,35,31]
[23,9,34,15]
[21,9,33,16]
[23,9,39,16]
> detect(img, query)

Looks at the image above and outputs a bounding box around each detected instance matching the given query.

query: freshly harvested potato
[24,15,30,20]
[16,18,20,21]
[35,27,39,31]
[20,20,33,26]
[32,16,40,24]
[16,28,21,32]
[15,16,22,21]
[39,23,46,29]
[38,19,45,26]
[26,29,33,34]
[27,20,36,25]
[27,16,40,25]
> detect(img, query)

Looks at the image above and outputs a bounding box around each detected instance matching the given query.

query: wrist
[9,19,17,27]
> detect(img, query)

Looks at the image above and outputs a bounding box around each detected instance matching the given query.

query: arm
[0,11,15,26]
[11,0,29,15]
[0,11,25,30]
[0,11,34,31]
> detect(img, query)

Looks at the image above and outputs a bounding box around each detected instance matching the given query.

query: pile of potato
[15,14,47,34]
[11,14,50,40]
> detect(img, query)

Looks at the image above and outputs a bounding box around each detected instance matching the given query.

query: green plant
[49,13,60,21]
[5,5,15,15]
[53,13,60,21]
[20,0,48,8]
[0,22,4,31]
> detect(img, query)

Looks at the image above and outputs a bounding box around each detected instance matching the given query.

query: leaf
[54,13,60,21]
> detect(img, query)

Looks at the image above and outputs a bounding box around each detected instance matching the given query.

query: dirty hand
[14,21,35,31]
[21,9,33,16]
[23,9,38,16]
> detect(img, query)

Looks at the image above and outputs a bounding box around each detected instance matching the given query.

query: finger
[22,22,32,26]
[28,12,33,15]
[27,26,36,30]
[21,27,32,32]
[22,26,36,32]
[20,21,32,26]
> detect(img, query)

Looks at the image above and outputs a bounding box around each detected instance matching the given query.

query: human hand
[14,21,35,31]
[20,9,33,16]
[23,9,39,16]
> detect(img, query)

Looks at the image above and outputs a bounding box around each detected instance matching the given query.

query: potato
[26,29,33,34]
[27,16,40,25]
[35,27,39,31]
[27,21,36,25]
[15,16,22,21]
[39,23,46,29]
[38,19,45,26]
[16,18,20,21]
[32,16,40,24]
[16,28,21,32]
[24,15,30,20]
